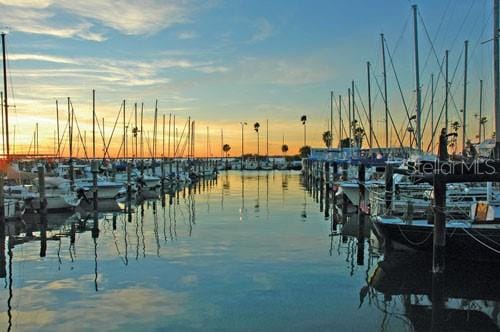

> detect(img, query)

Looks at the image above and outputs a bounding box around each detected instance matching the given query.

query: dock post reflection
[38,165,47,258]
[331,162,338,235]
[324,161,330,219]
[7,235,13,332]
[0,171,5,278]
[430,273,445,331]
[92,211,100,291]
[357,164,366,266]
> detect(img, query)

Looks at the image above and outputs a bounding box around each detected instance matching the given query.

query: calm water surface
[0,171,498,331]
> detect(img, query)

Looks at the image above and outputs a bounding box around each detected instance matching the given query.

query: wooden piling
[92,160,98,211]
[127,162,132,199]
[384,163,393,215]
[433,173,446,273]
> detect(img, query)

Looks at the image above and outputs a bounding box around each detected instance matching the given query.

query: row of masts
[327,2,500,156]
[2,2,500,158]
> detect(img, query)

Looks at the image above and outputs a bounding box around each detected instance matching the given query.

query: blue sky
[0,0,494,156]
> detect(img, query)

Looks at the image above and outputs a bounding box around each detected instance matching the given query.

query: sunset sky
[0,0,495,157]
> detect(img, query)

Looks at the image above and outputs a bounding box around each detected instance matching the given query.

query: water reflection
[4,171,484,330]
[368,250,500,331]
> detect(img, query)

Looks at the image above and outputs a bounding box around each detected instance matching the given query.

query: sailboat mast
[381,33,389,148]
[494,0,500,156]
[339,95,342,147]
[330,91,333,147]
[68,97,72,160]
[0,91,3,155]
[266,119,269,157]
[168,113,171,159]
[1,33,9,158]
[56,99,59,158]
[154,99,158,160]
[479,79,483,142]
[348,88,352,147]
[187,117,191,160]
[92,89,96,159]
[462,40,468,154]
[445,50,449,134]
[413,5,422,151]
[134,103,137,159]
[173,115,176,158]
[352,81,356,134]
[367,62,373,149]
[140,103,144,159]
[122,99,126,160]
[431,74,435,151]
[162,113,165,158]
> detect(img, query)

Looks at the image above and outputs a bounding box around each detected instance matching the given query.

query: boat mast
[0,91,3,155]
[352,81,356,138]
[134,102,137,159]
[412,5,422,152]
[348,87,351,147]
[381,33,389,149]
[431,74,435,151]
[168,113,171,159]
[221,128,223,159]
[162,113,165,158]
[140,103,144,160]
[462,40,469,154]
[445,50,449,134]
[495,0,500,157]
[122,99,126,160]
[56,99,60,158]
[1,33,10,159]
[266,119,269,157]
[339,95,342,148]
[187,116,191,159]
[367,62,373,149]
[330,91,333,148]
[479,79,483,142]
[92,89,96,159]
[173,115,176,158]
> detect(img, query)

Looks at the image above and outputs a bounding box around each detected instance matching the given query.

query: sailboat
[372,1,500,261]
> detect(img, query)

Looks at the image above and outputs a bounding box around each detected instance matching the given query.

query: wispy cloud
[8,52,228,86]
[177,30,198,40]
[0,0,205,41]
[8,53,78,64]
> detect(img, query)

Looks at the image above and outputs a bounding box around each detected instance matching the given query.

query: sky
[0,0,495,158]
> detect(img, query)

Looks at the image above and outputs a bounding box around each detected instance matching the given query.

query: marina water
[0,171,498,331]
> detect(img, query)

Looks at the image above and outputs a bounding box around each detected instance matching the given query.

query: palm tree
[281,144,288,156]
[254,122,260,156]
[299,145,311,158]
[222,144,231,157]
[222,143,231,168]
[322,130,332,148]
[300,115,307,146]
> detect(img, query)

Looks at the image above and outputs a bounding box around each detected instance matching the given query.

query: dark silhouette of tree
[281,144,289,155]
[299,145,311,158]
[322,130,332,148]
[222,144,231,157]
